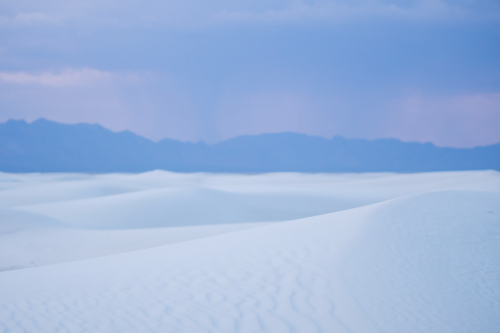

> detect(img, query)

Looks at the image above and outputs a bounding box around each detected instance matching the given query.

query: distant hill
[1,118,499,172]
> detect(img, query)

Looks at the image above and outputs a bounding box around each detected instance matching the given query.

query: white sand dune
[0,207,268,271]
[6,170,499,229]
[0,171,499,332]
[17,187,375,229]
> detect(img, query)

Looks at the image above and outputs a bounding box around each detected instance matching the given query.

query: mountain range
[1,118,499,172]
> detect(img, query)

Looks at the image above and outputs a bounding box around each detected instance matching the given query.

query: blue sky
[1,0,499,147]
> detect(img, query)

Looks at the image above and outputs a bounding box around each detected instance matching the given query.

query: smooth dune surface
[0,170,499,332]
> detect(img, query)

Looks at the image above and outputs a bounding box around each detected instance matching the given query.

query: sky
[0,0,499,147]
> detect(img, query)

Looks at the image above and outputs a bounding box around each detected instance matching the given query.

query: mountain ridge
[1,118,499,172]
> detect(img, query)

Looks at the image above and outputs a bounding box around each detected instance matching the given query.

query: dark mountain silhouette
[1,118,499,172]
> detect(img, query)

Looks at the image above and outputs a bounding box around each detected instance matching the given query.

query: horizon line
[2,117,498,149]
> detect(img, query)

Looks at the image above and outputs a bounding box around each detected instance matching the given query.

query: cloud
[0,69,199,142]
[1,0,498,31]
[1,1,498,147]
[382,92,500,147]
[215,1,403,23]
[210,88,500,147]
[0,69,113,87]
[210,0,486,26]
[12,12,55,25]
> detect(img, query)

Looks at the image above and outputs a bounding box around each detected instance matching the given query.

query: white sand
[0,170,499,332]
